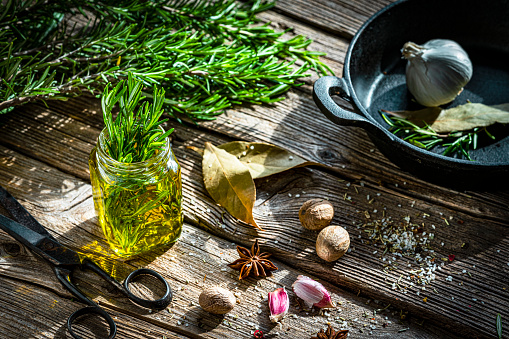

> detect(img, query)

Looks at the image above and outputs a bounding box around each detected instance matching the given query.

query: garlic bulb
[402,39,473,107]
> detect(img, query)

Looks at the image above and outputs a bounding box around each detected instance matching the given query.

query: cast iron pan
[313,0,509,189]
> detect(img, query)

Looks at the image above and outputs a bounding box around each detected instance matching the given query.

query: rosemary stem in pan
[382,113,496,161]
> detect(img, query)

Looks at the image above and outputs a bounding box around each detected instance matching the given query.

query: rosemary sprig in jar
[101,73,174,163]
[89,73,182,257]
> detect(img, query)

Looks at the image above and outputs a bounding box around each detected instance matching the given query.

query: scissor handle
[123,268,173,310]
[54,265,116,339]
[67,306,116,339]
[55,261,172,339]
[79,259,172,310]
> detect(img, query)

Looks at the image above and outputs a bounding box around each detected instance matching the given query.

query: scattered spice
[227,239,278,280]
[360,214,439,286]
[310,324,348,339]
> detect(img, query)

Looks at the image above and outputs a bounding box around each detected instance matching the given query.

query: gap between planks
[0,145,458,338]
[1,95,508,338]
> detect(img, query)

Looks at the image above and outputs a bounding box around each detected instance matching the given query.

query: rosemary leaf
[0,0,331,121]
[102,73,170,163]
[380,111,499,160]
[497,313,503,339]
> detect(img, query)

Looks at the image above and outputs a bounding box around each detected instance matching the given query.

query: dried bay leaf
[217,141,322,179]
[202,142,261,230]
[383,103,509,133]
[200,141,324,230]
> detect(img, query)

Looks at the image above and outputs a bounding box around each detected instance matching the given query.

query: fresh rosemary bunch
[102,73,173,163]
[382,113,496,160]
[0,0,331,121]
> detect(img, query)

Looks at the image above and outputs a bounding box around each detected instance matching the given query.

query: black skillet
[312,0,509,189]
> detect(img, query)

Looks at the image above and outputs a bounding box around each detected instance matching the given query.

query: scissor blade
[0,214,82,266]
[0,185,52,237]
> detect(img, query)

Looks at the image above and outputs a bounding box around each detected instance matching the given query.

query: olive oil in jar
[89,128,183,257]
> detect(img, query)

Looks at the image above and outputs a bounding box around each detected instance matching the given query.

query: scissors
[0,185,172,339]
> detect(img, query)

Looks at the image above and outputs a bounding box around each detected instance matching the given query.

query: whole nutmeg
[299,199,334,231]
[199,286,236,314]
[316,225,350,262]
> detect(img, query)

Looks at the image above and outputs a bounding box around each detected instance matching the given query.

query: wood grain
[272,0,394,38]
[0,275,189,339]
[0,146,457,338]
[1,1,508,338]
[1,89,508,338]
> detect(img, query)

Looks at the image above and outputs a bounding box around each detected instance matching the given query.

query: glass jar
[89,127,183,257]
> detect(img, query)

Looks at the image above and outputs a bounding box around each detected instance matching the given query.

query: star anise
[310,324,348,339]
[227,239,278,280]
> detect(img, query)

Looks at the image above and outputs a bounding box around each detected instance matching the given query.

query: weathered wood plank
[194,91,509,219]
[0,146,457,338]
[1,95,508,338]
[0,2,507,336]
[0,103,94,179]
[7,91,509,223]
[272,0,394,38]
[0,276,188,339]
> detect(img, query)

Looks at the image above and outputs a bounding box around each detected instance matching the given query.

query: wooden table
[1,1,508,338]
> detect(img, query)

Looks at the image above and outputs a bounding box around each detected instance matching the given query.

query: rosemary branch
[381,112,496,160]
[0,0,332,121]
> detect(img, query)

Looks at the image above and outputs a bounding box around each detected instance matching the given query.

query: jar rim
[97,125,170,170]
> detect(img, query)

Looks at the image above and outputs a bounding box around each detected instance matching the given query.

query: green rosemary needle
[381,112,496,161]
[0,0,332,121]
[497,313,502,339]
[102,73,173,163]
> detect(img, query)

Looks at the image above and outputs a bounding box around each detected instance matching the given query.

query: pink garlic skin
[268,287,289,323]
[313,290,333,308]
[292,275,334,309]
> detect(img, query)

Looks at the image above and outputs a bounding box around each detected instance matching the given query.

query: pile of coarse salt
[358,213,442,289]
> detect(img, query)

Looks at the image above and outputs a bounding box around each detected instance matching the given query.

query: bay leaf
[217,141,321,179]
[202,142,261,230]
[383,103,509,133]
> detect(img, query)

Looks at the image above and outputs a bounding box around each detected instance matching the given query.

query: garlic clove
[402,39,473,107]
[292,275,334,309]
[268,287,289,323]
[313,289,334,308]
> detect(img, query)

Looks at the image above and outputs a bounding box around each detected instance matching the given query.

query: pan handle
[313,76,375,129]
